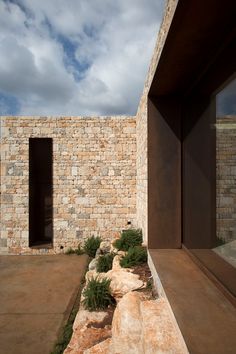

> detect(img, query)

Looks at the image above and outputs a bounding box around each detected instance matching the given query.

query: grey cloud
[0,0,165,116]
[0,36,76,104]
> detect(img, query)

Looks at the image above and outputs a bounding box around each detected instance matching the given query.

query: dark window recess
[29,138,53,247]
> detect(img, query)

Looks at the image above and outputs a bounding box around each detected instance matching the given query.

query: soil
[132,263,158,299]
[132,263,152,283]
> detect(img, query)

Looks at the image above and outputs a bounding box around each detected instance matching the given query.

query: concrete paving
[0,254,88,354]
[149,249,236,354]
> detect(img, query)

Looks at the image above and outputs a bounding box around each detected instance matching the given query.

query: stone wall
[0,116,136,254]
[216,116,236,242]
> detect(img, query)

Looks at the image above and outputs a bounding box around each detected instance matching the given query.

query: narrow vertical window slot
[29,138,53,247]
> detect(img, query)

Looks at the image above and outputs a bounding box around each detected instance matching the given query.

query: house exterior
[1,116,137,254]
[1,0,236,352]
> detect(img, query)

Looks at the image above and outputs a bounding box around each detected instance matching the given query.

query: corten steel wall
[0,116,136,255]
[136,0,178,243]
[148,97,181,249]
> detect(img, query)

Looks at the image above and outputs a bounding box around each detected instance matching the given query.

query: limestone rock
[64,310,111,354]
[110,236,120,253]
[85,265,144,300]
[111,253,127,272]
[88,258,98,271]
[84,338,112,354]
[106,269,145,299]
[73,310,108,331]
[95,248,102,257]
[111,254,123,270]
[99,241,111,254]
[109,292,188,354]
[110,291,143,353]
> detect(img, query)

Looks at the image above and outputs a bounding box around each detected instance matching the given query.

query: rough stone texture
[88,258,98,271]
[0,116,136,254]
[216,116,236,243]
[64,310,112,354]
[84,338,112,354]
[99,241,111,254]
[107,292,188,354]
[111,292,143,353]
[66,280,187,354]
[111,254,124,270]
[106,269,145,300]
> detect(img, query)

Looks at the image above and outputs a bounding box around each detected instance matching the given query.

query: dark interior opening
[29,138,53,247]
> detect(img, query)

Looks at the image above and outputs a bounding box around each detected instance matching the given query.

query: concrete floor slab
[0,254,88,354]
[149,249,236,354]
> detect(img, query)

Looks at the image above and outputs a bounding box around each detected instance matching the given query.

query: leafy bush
[96,253,115,273]
[82,277,115,311]
[84,236,101,258]
[113,229,143,251]
[120,246,147,268]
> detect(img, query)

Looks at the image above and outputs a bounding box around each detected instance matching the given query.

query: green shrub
[120,246,147,268]
[75,245,84,255]
[82,277,115,311]
[65,245,84,255]
[65,247,76,255]
[216,236,226,247]
[84,236,101,257]
[146,278,153,291]
[113,229,143,251]
[96,253,115,273]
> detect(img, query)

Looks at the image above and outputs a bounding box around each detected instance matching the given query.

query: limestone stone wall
[136,0,178,243]
[0,116,136,255]
[216,116,236,242]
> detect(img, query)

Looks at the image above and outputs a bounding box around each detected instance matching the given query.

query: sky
[0,0,165,116]
[216,78,236,117]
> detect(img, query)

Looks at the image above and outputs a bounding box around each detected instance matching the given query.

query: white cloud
[0,0,165,116]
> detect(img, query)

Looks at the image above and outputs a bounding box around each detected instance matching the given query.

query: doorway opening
[29,138,53,247]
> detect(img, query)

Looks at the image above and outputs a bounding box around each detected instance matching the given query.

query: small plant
[65,247,76,255]
[82,277,115,311]
[120,246,147,268]
[84,236,101,257]
[113,228,143,251]
[215,236,226,247]
[96,253,115,273]
[75,245,84,255]
[146,278,153,291]
[65,245,84,255]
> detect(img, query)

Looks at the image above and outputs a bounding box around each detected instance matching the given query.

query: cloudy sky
[0,0,165,116]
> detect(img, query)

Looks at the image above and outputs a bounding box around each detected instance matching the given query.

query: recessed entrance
[29,138,53,247]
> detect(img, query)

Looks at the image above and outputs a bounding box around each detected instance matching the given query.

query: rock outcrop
[87,292,189,354]
[64,310,112,354]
